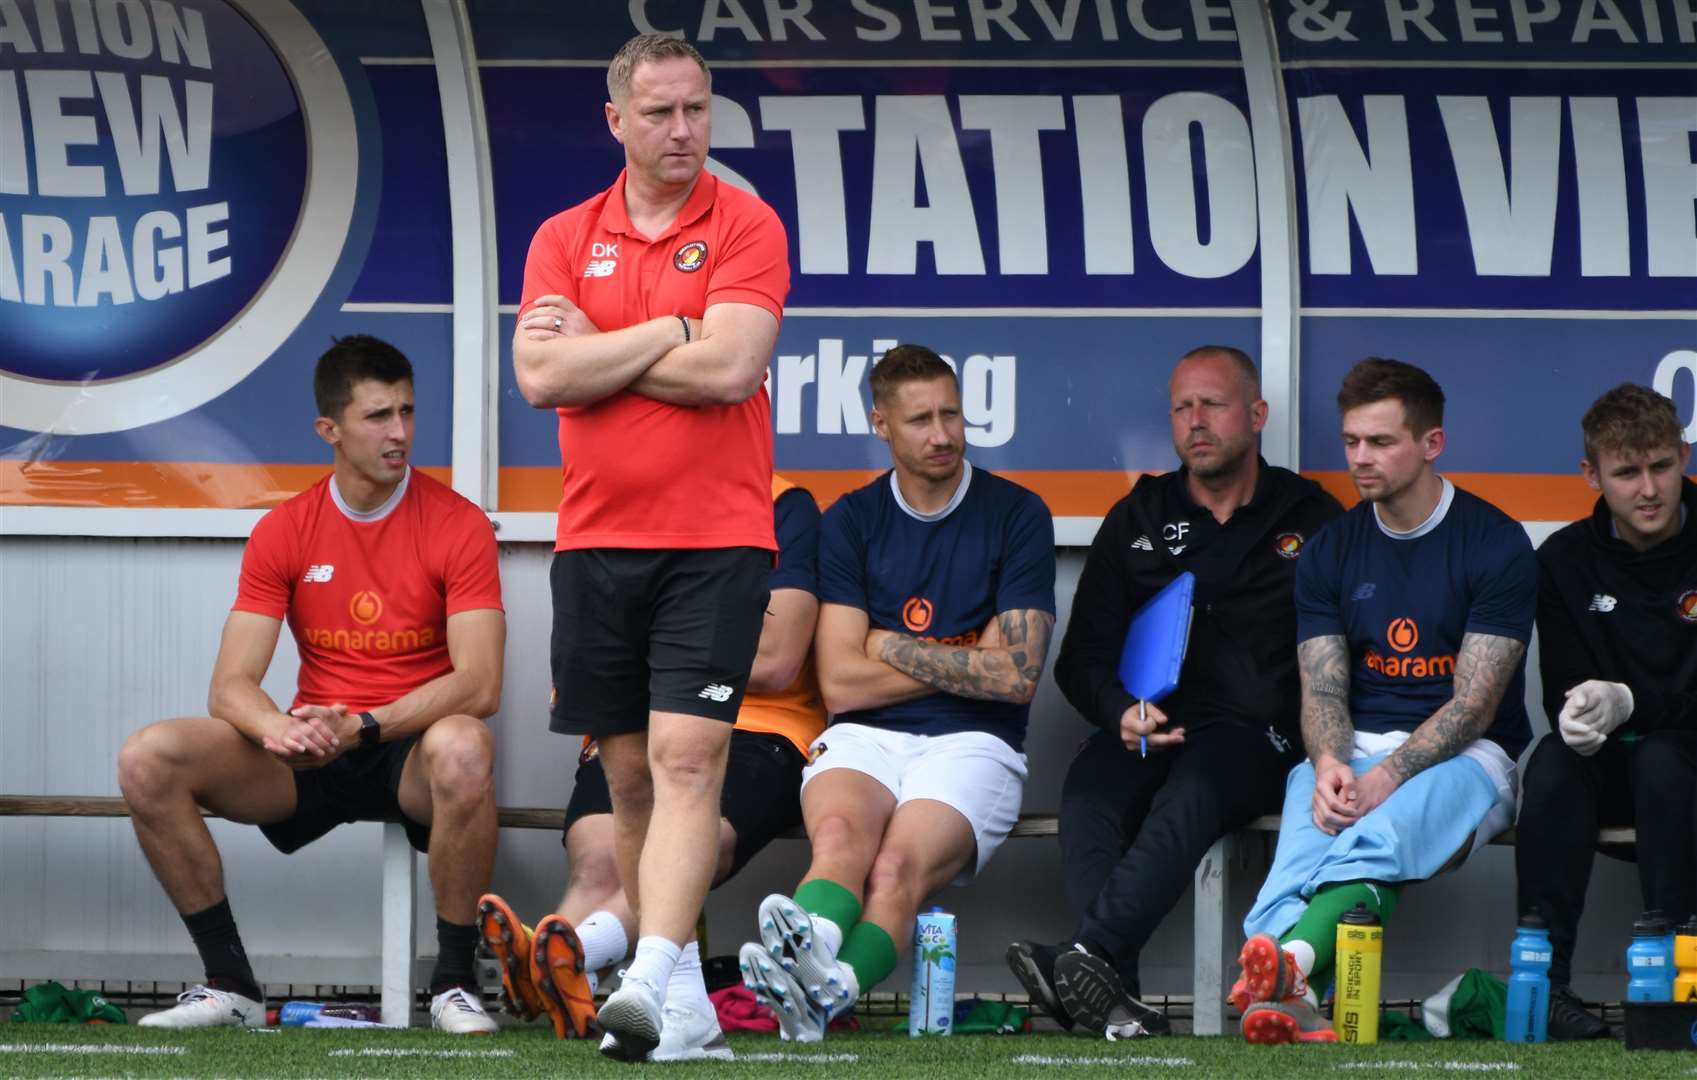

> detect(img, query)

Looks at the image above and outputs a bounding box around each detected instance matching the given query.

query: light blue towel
[1244,749,1500,940]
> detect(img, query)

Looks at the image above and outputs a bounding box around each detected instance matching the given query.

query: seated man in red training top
[118,335,506,1034]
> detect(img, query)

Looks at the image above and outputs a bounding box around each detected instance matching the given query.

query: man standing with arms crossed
[1515,384,1695,1039]
[512,32,790,1062]
[1234,358,1537,1044]
[1007,346,1339,1038]
[477,476,824,1061]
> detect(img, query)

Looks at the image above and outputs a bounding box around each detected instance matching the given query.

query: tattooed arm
[814,602,935,715]
[1298,634,1356,765]
[1299,634,1363,834]
[867,608,1056,705]
[1381,631,1525,786]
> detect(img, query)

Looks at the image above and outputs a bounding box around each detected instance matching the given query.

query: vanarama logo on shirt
[902,596,933,632]
[300,624,438,653]
[1364,616,1455,678]
[304,593,437,653]
[899,595,980,645]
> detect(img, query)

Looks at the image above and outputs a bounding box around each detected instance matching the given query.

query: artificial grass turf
[1,1023,1691,1079]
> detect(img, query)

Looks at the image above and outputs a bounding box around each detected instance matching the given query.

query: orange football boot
[476,894,545,1021]
[533,913,599,1039]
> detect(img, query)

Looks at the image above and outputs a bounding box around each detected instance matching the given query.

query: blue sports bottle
[1504,912,1551,1043]
[1626,911,1674,1002]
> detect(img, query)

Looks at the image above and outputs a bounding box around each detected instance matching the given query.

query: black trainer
[1547,985,1610,1041]
[1006,941,1075,1029]
[1052,951,1172,1037]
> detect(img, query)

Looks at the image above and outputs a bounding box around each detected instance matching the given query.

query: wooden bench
[0,796,1634,1035]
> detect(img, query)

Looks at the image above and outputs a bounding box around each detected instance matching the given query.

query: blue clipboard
[1117,571,1195,704]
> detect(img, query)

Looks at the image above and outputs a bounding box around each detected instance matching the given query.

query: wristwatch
[357,711,380,750]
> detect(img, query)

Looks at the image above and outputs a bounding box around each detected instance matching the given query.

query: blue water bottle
[1504,912,1551,1043]
[1626,911,1674,1002]
[279,1001,382,1026]
[909,907,957,1036]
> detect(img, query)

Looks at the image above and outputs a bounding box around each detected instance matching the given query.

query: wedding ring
[553,316,562,331]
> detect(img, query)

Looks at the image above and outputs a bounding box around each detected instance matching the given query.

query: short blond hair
[607,33,710,103]
[1582,383,1686,463]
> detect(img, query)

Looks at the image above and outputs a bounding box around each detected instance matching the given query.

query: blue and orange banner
[1,0,1691,522]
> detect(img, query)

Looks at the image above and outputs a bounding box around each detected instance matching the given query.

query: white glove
[1556,680,1634,756]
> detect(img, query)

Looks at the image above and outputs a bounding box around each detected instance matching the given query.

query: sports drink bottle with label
[1334,903,1382,1044]
[1503,912,1551,1042]
[1672,916,1697,1004]
[909,907,957,1036]
[1626,911,1674,1002]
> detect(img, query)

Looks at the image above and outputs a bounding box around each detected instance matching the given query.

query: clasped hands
[1310,756,1400,835]
[263,704,358,770]
[1556,679,1633,756]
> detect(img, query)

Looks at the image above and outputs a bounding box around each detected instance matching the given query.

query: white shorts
[801,723,1028,883]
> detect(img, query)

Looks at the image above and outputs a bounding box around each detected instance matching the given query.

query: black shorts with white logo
[549,547,770,737]
[562,729,805,877]
[260,735,431,855]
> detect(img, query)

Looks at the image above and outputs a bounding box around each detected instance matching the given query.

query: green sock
[1281,881,1401,991]
[793,878,861,932]
[836,920,898,990]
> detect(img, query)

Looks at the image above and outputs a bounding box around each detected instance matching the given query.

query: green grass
[2,1023,1692,1079]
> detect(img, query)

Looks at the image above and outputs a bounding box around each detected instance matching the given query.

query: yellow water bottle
[1675,917,1697,1004]
[1335,903,1383,1044]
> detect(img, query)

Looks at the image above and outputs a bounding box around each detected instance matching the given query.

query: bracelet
[677,314,691,343]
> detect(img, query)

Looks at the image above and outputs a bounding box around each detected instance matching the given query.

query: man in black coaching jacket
[1007,345,1342,1038]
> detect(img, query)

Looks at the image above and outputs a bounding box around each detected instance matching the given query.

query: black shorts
[562,729,805,878]
[549,547,770,736]
[259,736,431,855]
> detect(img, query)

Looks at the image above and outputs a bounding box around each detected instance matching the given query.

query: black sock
[429,916,481,994]
[182,898,261,1001]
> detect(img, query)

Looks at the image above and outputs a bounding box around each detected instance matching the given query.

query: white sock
[623,936,682,991]
[665,941,713,1012]
[1285,939,1316,976]
[812,915,844,958]
[577,911,629,973]
[1284,940,1320,1006]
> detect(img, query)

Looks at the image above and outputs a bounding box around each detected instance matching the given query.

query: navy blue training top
[1295,482,1537,759]
[818,465,1057,751]
[771,485,821,595]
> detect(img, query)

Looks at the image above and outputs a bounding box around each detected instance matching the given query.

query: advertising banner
[3,0,1691,522]
[1274,0,1696,517]
[0,0,446,507]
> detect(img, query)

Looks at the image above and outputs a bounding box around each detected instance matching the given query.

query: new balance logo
[1265,727,1291,754]
[1352,583,1376,601]
[1131,535,1154,551]
[1587,594,1617,613]
[698,684,734,702]
[583,259,617,278]
[302,565,334,583]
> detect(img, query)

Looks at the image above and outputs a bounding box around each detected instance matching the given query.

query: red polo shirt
[520,170,790,552]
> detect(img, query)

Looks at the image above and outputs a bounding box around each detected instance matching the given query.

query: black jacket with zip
[1533,477,1697,734]
[1054,461,1343,742]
